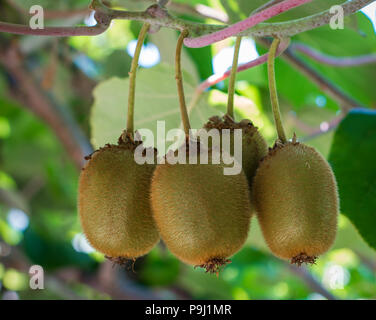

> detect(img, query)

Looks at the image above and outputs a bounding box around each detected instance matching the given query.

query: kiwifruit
[150,143,253,273]
[78,133,159,262]
[203,115,268,186]
[252,139,339,265]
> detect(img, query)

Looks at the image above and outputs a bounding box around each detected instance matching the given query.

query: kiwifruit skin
[150,157,253,266]
[78,145,159,259]
[241,123,268,184]
[203,117,268,186]
[253,142,338,260]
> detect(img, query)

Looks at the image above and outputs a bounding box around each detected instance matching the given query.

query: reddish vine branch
[197,38,290,93]
[289,112,344,141]
[281,48,363,111]
[291,43,376,67]
[256,38,364,111]
[183,0,312,48]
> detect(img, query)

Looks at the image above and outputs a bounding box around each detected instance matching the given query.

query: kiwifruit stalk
[78,133,159,261]
[151,146,252,273]
[203,115,268,186]
[252,140,339,265]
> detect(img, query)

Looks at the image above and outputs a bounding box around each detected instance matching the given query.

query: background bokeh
[0,0,375,300]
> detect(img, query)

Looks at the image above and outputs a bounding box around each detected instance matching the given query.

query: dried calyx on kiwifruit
[203,115,268,186]
[252,136,339,265]
[150,139,253,274]
[78,132,160,264]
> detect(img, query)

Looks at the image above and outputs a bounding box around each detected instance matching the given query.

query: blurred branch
[1,243,176,300]
[69,261,163,300]
[0,245,82,300]
[287,264,339,300]
[0,188,30,213]
[257,38,364,111]
[291,43,376,67]
[0,43,92,169]
[282,49,362,111]
[288,112,344,141]
[41,40,58,90]
[21,177,45,201]
[354,250,376,272]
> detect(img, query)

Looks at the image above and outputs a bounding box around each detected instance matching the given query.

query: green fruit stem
[267,38,287,144]
[175,29,191,136]
[227,36,242,120]
[127,23,150,135]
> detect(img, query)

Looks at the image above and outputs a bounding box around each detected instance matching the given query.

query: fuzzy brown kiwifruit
[150,143,253,273]
[203,115,268,186]
[252,140,339,265]
[78,133,159,261]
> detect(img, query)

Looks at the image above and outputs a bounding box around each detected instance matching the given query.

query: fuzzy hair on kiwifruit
[252,139,339,265]
[78,132,160,262]
[150,142,253,273]
[203,115,268,187]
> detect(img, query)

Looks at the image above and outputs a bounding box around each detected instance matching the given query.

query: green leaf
[90,63,221,150]
[185,45,213,80]
[102,50,133,79]
[329,109,376,250]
